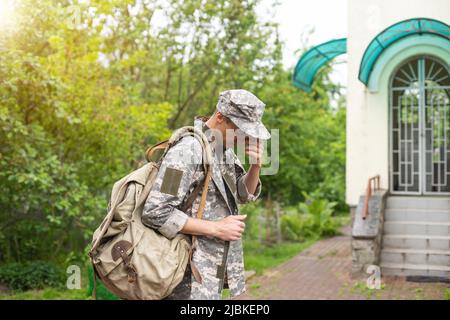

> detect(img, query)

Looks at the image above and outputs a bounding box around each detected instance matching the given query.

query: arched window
[390,56,450,194]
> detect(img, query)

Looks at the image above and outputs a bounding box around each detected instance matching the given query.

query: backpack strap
[145,140,169,163]
[180,179,204,213]
[189,169,212,284]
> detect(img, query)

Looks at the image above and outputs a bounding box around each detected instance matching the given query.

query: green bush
[281,193,340,241]
[299,192,339,237]
[280,214,310,241]
[0,261,64,291]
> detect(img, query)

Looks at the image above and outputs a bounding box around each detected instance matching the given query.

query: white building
[293,0,450,278]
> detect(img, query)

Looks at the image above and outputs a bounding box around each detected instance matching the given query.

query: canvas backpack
[88,126,213,300]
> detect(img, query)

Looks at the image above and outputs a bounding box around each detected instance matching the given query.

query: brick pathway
[236,227,450,300]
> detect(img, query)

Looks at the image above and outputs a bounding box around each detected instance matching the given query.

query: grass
[444,288,450,300]
[222,289,230,299]
[243,238,317,275]
[0,287,90,300]
[414,288,425,300]
[349,281,385,300]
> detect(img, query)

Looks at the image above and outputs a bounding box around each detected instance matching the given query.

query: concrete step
[387,196,450,210]
[384,208,450,222]
[379,197,450,278]
[381,248,450,266]
[380,262,450,278]
[384,221,450,236]
[382,234,450,250]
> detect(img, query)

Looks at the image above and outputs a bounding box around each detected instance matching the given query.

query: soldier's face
[224,118,240,148]
[215,112,238,147]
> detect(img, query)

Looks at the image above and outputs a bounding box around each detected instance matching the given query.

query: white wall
[346,0,450,206]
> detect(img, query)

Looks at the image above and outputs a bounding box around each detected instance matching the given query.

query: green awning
[359,18,450,85]
[292,38,347,92]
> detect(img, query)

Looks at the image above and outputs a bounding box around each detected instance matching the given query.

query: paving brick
[236,228,450,300]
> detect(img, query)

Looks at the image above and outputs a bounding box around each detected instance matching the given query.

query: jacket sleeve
[234,157,262,204]
[142,136,202,239]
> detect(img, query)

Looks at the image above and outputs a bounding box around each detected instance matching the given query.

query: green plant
[280,214,312,241]
[298,192,339,237]
[414,288,424,300]
[444,288,450,300]
[0,261,64,291]
[280,193,341,241]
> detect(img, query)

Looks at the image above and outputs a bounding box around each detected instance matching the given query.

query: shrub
[280,193,340,241]
[298,192,339,237]
[0,261,64,291]
[280,214,310,241]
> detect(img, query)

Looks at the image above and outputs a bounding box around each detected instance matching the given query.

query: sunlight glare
[0,0,17,31]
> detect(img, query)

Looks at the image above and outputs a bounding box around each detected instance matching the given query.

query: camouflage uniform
[142,90,269,300]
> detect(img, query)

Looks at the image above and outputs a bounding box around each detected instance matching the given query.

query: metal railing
[362,175,380,220]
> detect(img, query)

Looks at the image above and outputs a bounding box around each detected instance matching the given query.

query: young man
[142,89,270,300]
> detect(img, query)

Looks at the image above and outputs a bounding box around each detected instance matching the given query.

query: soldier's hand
[245,138,263,166]
[213,215,247,241]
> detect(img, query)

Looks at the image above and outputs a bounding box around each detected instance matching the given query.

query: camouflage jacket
[142,118,261,299]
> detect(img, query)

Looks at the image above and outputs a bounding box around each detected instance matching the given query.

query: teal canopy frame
[358,18,450,85]
[292,38,347,92]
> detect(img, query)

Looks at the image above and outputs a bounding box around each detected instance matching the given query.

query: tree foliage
[0,0,346,264]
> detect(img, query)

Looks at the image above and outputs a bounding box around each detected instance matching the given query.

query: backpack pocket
[132,230,190,299]
[93,223,144,278]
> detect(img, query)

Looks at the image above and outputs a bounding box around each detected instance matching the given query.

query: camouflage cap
[216,89,270,140]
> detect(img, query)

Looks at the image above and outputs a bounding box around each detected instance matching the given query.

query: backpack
[88,126,213,300]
